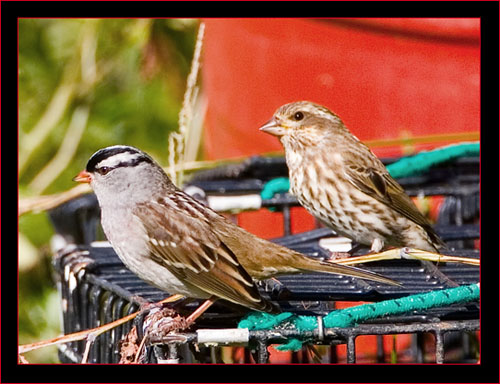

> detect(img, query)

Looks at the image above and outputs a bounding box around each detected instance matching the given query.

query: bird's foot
[122,306,187,364]
[326,251,351,260]
[256,277,292,299]
[370,238,385,253]
[143,306,189,339]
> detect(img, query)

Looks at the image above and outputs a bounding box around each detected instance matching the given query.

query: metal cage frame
[50,155,479,364]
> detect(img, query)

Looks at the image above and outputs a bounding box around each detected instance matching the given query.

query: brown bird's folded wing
[133,196,275,312]
[344,161,444,247]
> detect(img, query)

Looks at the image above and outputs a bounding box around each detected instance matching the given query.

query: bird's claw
[257,278,292,300]
[325,251,351,260]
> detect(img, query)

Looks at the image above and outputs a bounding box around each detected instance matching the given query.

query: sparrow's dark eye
[97,166,112,176]
[293,111,304,121]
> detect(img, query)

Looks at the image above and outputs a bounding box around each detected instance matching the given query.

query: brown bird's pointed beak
[73,170,92,183]
[259,118,287,137]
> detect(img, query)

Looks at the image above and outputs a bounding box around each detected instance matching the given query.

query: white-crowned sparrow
[74,145,398,313]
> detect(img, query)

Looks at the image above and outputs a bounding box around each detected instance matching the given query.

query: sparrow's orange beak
[259,118,287,137]
[73,170,92,183]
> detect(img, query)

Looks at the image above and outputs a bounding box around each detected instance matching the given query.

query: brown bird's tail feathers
[293,256,402,286]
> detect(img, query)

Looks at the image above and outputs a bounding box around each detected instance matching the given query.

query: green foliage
[19,18,199,363]
[19,254,60,364]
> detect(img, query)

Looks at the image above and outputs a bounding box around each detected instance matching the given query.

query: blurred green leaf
[19,18,199,363]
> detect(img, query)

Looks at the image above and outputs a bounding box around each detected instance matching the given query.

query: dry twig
[167,21,205,186]
[19,183,92,216]
[18,294,184,362]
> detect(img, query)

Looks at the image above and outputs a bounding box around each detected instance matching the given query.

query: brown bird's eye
[293,111,304,121]
[97,166,111,175]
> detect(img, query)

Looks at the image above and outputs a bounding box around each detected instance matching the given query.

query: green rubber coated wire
[238,283,479,351]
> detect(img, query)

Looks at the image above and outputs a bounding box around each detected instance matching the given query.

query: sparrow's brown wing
[133,193,275,312]
[344,161,444,247]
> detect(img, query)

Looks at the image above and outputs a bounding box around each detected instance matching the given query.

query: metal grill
[50,155,479,364]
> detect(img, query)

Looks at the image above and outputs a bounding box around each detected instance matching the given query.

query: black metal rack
[49,155,479,364]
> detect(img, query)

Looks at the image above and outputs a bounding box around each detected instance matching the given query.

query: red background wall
[202,18,479,160]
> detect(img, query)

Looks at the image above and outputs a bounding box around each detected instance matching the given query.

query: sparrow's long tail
[292,255,401,286]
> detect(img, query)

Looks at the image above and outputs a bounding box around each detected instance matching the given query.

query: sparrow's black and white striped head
[76,145,174,207]
[86,145,154,175]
